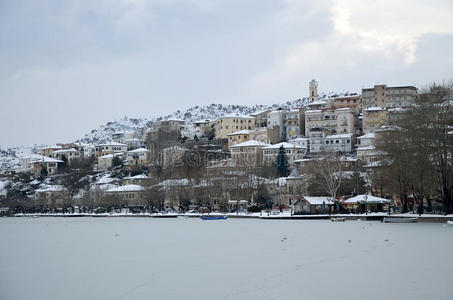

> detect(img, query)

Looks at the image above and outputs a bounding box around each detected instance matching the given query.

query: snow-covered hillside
[0,92,355,172]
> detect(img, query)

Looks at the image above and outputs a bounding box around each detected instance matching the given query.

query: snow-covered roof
[326,133,353,139]
[290,137,309,142]
[302,196,334,205]
[123,138,141,142]
[53,148,79,154]
[106,184,145,192]
[356,133,375,139]
[220,113,255,119]
[194,119,211,124]
[357,145,376,151]
[307,100,328,106]
[127,148,149,153]
[305,109,322,114]
[263,142,304,149]
[448,130,453,135]
[227,130,250,136]
[230,140,269,148]
[250,109,270,116]
[158,178,191,187]
[98,153,123,159]
[35,185,67,192]
[28,155,63,164]
[97,142,127,146]
[334,108,353,112]
[166,118,185,122]
[343,194,390,204]
[125,174,148,179]
[364,107,385,112]
[40,145,62,150]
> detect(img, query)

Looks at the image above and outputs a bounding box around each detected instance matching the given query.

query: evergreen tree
[112,156,123,168]
[61,155,68,168]
[40,166,48,178]
[276,145,288,177]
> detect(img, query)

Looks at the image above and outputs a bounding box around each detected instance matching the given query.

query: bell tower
[309,79,318,102]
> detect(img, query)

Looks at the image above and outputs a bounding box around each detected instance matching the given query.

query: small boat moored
[384,217,417,223]
[331,217,346,222]
[200,215,228,220]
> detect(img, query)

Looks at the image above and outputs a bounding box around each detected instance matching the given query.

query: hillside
[0,91,354,172]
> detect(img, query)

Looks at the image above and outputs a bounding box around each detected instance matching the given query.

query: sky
[1,0,453,148]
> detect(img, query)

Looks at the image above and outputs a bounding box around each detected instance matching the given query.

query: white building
[52,148,81,165]
[96,142,128,157]
[82,145,97,158]
[123,138,145,150]
[262,142,305,167]
[230,140,269,167]
[356,133,375,149]
[325,134,354,153]
[289,137,309,150]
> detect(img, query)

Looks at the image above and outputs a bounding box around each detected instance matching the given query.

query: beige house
[104,184,147,206]
[193,119,214,137]
[40,145,63,158]
[285,109,301,140]
[334,95,362,112]
[30,156,63,178]
[52,148,81,165]
[34,185,69,207]
[98,153,123,171]
[227,130,251,147]
[215,113,255,139]
[95,142,127,157]
[230,140,269,167]
[250,109,271,128]
[363,107,387,134]
[160,146,187,168]
[126,148,150,166]
[362,85,417,109]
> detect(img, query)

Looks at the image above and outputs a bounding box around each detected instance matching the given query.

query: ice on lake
[1,217,452,300]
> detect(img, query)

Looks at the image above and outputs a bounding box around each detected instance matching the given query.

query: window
[336,140,339,143]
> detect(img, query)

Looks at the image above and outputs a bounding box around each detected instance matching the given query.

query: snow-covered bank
[9,212,453,222]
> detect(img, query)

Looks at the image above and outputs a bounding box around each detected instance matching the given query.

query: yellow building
[227,130,251,147]
[215,113,255,139]
[363,107,387,134]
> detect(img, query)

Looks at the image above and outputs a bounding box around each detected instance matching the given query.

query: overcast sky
[1,0,452,148]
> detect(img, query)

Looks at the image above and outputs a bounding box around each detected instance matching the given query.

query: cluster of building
[223,80,417,168]
[4,80,424,213]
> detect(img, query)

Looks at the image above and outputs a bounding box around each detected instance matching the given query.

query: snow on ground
[0,218,452,300]
[0,179,9,196]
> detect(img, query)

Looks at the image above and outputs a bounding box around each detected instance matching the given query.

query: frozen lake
[1,217,452,300]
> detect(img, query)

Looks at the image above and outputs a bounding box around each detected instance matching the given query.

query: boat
[383,217,417,223]
[153,214,178,218]
[331,217,345,222]
[200,215,228,220]
[446,221,453,226]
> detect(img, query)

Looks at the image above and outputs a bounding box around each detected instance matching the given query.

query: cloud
[245,0,453,98]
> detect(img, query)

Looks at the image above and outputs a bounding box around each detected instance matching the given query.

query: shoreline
[5,212,453,223]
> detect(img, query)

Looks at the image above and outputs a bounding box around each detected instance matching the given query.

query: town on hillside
[1,80,452,217]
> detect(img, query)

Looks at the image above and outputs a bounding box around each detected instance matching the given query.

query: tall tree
[276,145,288,177]
[377,82,453,214]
